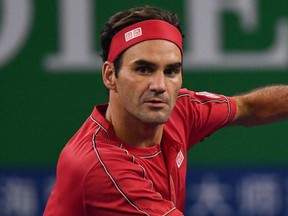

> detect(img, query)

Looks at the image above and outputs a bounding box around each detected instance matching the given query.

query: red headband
[107,19,183,62]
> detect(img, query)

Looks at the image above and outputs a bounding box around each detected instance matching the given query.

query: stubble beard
[135,106,172,125]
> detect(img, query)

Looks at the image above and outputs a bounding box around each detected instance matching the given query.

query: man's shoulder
[177,88,227,103]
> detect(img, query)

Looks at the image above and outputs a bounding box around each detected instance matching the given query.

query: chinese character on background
[187,173,234,216]
[237,174,282,216]
[0,177,38,216]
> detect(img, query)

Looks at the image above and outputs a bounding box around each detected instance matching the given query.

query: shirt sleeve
[83,142,184,216]
[171,89,237,149]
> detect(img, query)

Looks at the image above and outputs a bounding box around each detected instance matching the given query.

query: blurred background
[0,0,287,215]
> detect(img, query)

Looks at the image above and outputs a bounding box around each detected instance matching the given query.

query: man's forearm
[232,85,288,126]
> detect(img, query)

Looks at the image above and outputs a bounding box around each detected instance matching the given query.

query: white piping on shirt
[138,150,162,159]
[90,115,111,140]
[178,93,233,127]
[90,112,179,215]
[91,130,150,216]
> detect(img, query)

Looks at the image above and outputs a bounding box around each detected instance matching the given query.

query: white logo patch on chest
[176,150,184,168]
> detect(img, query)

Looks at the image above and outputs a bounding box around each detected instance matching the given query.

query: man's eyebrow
[132,59,182,68]
[166,62,182,68]
[132,59,157,67]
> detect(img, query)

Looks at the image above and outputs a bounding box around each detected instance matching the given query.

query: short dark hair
[100,6,184,76]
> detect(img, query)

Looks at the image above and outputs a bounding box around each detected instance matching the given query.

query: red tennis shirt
[44,88,236,216]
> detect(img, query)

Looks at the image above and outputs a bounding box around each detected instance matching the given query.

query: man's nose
[149,71,167,93]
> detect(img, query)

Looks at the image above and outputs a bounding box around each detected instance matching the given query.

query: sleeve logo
[195,91,221,99]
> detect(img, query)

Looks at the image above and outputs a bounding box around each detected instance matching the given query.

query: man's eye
[164,68,181,76]
[136,66,152,74]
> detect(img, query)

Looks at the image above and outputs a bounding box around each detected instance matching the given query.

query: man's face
[111,39,183,125]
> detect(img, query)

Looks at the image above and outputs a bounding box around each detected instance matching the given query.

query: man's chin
[141,115,170,125]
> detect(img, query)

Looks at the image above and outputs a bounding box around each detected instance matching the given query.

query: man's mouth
[144,99,168,109]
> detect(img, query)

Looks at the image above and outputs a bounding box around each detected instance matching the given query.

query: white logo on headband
[125,27,142,42]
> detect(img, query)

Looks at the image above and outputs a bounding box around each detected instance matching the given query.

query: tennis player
[44,6,288,216]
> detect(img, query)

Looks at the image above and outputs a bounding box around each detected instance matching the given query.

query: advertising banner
[0,0,287,215]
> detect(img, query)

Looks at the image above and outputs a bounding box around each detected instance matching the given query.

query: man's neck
[105,105,163,148]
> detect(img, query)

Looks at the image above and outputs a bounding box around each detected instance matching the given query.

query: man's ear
[102,61,117,91]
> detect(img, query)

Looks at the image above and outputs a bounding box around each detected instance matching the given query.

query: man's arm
[231,85,288,126]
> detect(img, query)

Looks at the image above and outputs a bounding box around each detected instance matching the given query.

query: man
[44,6,288,216]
